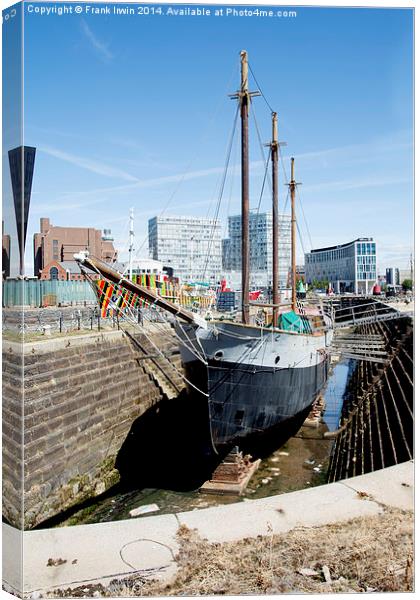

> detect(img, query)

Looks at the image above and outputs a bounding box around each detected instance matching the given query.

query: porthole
[214,350,224,360]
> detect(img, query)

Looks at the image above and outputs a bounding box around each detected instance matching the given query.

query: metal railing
[2,305,171,336]
[2,279,97,307]
[329,301,411,329]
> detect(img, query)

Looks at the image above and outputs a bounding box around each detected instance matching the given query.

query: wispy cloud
[304,174,411,194]
[58,163,235,198]
[30,197,106,214]
[55,159,269,200]
[39,145,139,182]
[292,137,412,166]
[106,137,147,152]
[49,130,411,201]
[80,20,113,61]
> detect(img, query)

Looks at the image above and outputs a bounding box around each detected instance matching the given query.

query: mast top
[265,111,286,152]
[240,50,249,92]
[272,111,278,140]
[287,156,300,187]
[229,50,260,101]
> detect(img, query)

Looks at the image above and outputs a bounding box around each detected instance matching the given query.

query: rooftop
[308,238,374,254]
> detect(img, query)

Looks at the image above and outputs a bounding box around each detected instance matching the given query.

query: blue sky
[13,3,414,273]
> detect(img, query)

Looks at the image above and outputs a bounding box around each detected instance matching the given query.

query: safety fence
[2,305,169,335]
[2,279,97,307]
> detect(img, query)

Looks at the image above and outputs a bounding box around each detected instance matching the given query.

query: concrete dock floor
[2,461,413,597]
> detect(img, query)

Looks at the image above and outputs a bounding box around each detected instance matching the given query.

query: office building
[148,215,222,283]
[305,237,377,295]
[34,218,117,280]
[222,211,291,288]
[386,267,400,286]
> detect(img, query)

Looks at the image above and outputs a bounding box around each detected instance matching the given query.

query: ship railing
[322,300,411,330]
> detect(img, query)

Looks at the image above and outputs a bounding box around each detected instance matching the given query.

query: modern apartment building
[222,211,291,288]
[386,267,400,286]
[33,218,117,280]
[148,215,222,283]
[305,237,377,294]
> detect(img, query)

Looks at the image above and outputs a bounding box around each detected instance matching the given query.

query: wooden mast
[271,112,279,326]
[240,51,251,324]
[231,51,260,324]
[289,157,298,313]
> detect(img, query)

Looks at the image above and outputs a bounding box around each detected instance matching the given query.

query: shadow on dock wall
[115,390,220,491]
[115,389,314,491]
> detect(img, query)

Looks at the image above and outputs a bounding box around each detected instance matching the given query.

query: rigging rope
[223,118,240,239]
[279,144,289,184]
[248,100,272,288]
[113,216,131,267]
[296,221,306,256]
[250,101,273,194]
[82,268,210,396]
[255,150,271,217]
[127,60,240,268]
[296,185,314,251]
[201,103,240,281]
[248,61,275,114]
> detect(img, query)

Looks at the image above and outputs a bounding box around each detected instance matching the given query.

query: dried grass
[50,507,414,597]
[111,507,413,596]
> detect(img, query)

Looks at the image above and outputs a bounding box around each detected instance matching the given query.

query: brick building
[2,221,11,279]
[34,218,117,280]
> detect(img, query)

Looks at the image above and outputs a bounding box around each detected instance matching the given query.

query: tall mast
[240,51,250,324]
[230,50,260,324]
[268,112,287,326]
[271,112,279,326]
[128,207,134,281]
[288,158,300,313]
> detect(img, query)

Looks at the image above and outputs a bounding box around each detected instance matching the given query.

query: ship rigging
[75,50,333,453]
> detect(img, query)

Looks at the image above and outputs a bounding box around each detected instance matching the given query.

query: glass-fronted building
[222,211,291,288]
[386,267,400,286]
[305,238,377,295]
[148,215,222,284]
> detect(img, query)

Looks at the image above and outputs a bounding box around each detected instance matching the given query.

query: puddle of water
[323,359,353,431]
[58,361,349,527]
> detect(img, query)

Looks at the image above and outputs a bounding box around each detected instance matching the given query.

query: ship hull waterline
[176,321,332,455]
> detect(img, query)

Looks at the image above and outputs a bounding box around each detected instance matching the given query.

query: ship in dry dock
[75,50,333,454]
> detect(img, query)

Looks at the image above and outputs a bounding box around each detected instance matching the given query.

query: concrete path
[2,461,413,597]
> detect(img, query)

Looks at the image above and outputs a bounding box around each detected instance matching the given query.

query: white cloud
[80,20,113,61]
[51,130,413,201]
[304,174,411,194]
[56,160,266,200]
[39,145,139,182]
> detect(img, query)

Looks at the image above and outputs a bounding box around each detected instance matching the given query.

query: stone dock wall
[2,324,184,529]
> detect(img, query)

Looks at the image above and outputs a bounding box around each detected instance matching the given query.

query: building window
[53,239,59,261]
[50,267,59,280]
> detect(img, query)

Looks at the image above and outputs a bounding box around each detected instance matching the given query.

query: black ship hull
[185,358,326,454]
[179,322,331,453]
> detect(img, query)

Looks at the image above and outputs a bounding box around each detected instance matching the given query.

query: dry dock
[3,461,413,597]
